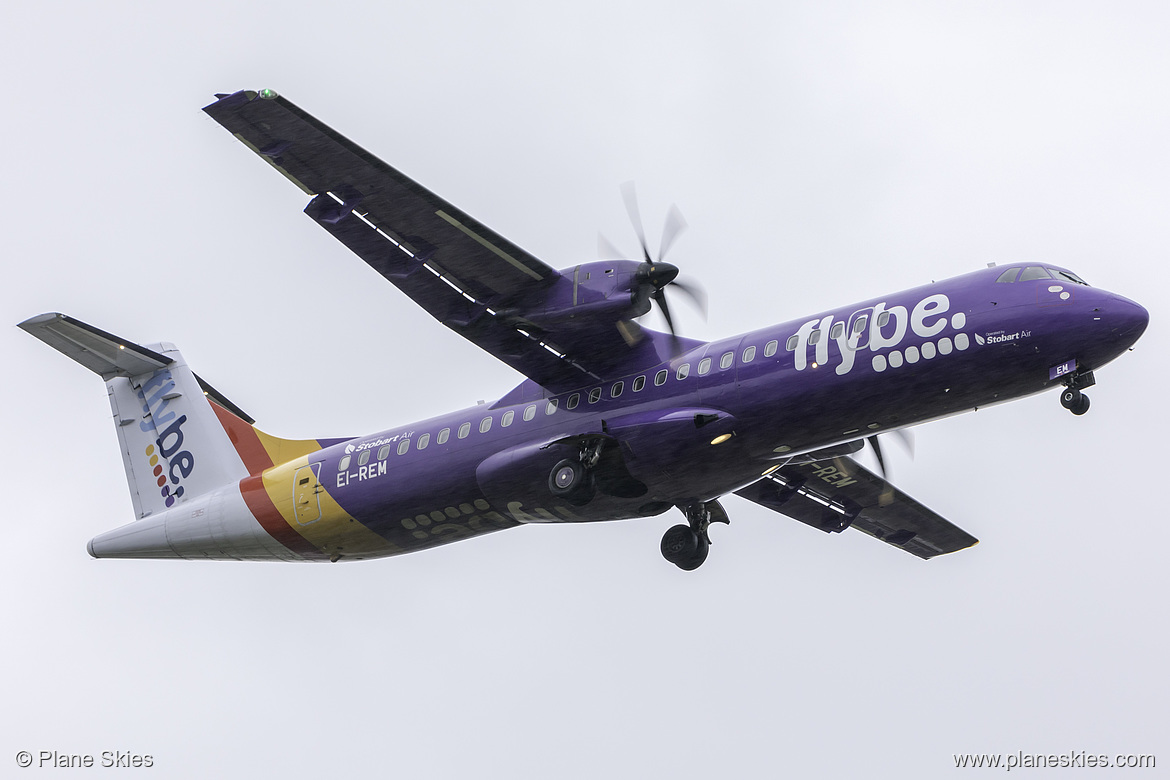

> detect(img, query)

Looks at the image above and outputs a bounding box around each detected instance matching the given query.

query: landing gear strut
[660,500,730,571]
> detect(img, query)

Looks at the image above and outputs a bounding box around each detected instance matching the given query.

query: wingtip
[16,312,63,330]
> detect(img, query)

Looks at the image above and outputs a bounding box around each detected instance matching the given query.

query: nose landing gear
[660,500,730,571]
[1060,387,1091,415]
[1059,370,1095,416]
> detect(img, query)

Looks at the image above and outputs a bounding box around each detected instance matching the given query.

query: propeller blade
[659,204,687,261]
[867,434,887,478]
[653,287,686,357]
[615,319,645,346]
[620,181,652,263]
[597,232,625,261]
[652,287,676,335]
[891,428,915,457]
[668,277,708,321]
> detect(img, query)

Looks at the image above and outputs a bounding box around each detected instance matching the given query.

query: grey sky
[3,2,1166,777]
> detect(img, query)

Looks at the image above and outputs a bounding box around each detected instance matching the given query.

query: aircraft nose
[1108,295,1149,347]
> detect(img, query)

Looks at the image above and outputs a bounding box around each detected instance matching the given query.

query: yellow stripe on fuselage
[254,428,329,468]
[261,455,400,559]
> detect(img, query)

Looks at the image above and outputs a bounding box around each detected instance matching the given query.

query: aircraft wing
[203,89,661,392]
[734,457,978,559]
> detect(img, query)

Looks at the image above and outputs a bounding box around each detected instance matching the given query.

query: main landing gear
[548,439,602,506]
[1059,370,1095,416]
[660,500,730,571]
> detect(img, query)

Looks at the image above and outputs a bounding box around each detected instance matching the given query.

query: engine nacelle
[475,439,580,521]
[506,261,653,333]
[605,407,738,489]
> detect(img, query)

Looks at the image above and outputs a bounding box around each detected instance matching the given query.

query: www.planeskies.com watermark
[954,751,1155,771]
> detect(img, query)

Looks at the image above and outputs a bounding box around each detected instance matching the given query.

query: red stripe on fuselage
[209,401,275,475]
[238,475,329,560]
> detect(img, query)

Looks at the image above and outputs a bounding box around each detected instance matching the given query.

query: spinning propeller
[600,182,706,346]
[866,428,915,480]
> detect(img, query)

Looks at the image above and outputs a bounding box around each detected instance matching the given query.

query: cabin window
[877,311,890,328]
[830,322,845,340]
[523,405,537,421]
[676,363,690,380]
[589,387,602,404]
[358,450,370,466]
[501,410,514,427]
[655,369,668,386]
[698,357,712,375]
[1019,266,1053,281]
[809,329,822,345]
[566,393,580,410]
[458,422,471,439]
[632,376,646,392]
[853,315,868,335]
[417,433,430,450]
[479,416,492,433]
[720,351,734,370]
[338,455,351,471]
[397,439,410,455]
[437,428,450,445]
[546,398,558,415]
[995,268,1020,283]
[742,345,756,363]
[764,339,778,357]
[611,381,624,398]
[378,445,391,460]
[785,335,799,351]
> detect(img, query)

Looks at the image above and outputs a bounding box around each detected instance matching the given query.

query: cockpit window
[995,268,1020,283]
[1048,268,1088,286]
[1018,266,1053,281]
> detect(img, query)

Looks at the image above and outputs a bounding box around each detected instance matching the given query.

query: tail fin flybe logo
[136,370,195,508]
[138,371,179,432]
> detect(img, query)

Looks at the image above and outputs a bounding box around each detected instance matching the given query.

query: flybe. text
[790,293,967,375]
[138,370,195,508]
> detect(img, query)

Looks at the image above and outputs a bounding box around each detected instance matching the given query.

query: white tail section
[20,314,249,518]
[107,355,249,517]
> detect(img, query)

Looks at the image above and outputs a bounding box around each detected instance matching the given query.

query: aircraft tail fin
[19,313,335,519]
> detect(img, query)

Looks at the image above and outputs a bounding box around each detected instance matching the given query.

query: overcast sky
[3,2,1167,778]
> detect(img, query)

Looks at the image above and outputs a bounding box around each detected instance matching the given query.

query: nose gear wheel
[1060,370,1095,416]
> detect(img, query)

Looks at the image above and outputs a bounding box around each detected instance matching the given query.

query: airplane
[20,88,1149,571]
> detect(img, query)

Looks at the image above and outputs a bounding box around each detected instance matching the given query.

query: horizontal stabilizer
[18,312,172,379]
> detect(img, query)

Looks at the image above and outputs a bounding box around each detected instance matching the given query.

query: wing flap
[306,192,595,388]
[735,456,978,559]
